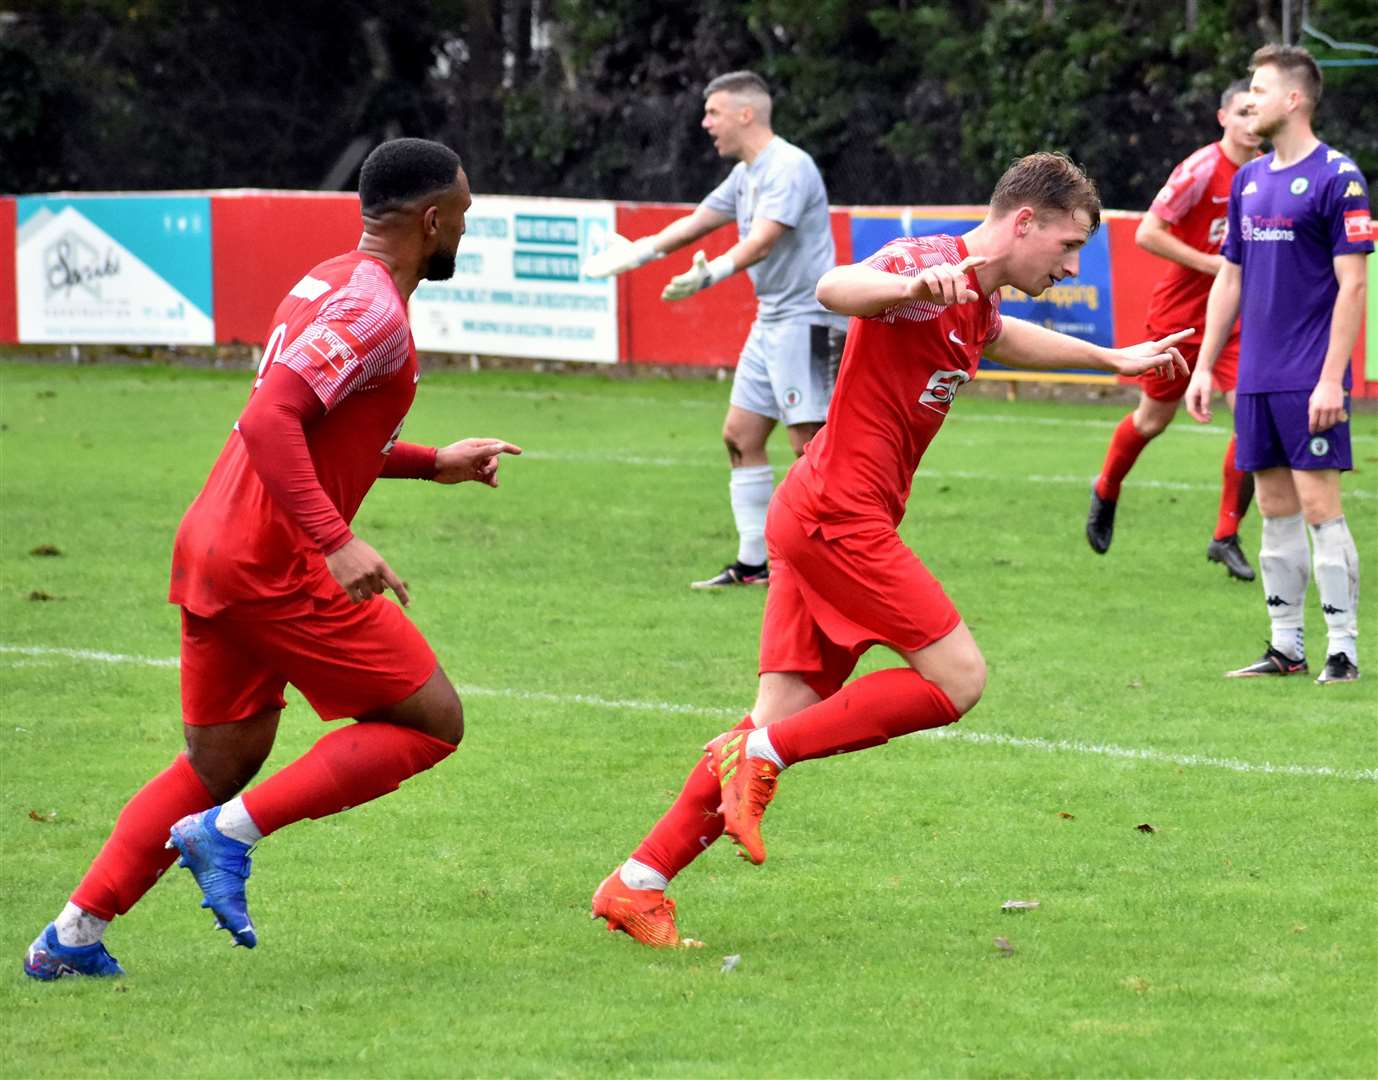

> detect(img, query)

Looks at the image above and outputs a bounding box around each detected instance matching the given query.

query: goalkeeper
[582,70,846,590]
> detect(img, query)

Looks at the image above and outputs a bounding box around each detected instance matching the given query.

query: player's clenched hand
[326,537,410,607]
[433,437,523,487]
[1307,380,1348,435]
[1109,329,1193,381]
[907,255,986,306]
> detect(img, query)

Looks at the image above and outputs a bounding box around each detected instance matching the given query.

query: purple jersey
[1222,142,1372,393]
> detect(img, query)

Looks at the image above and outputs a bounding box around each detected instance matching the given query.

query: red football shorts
[759,496,961,698]
[1140,339,1238,402]
[180,591,437,727]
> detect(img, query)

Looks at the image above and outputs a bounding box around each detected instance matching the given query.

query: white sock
[619,858,668,892]
[1309,515,1360,664]
[1259,512,1309,660]
[746,726,786,770]
[54,902,108,948]
[730,465,774,567]
[215,797,264,845]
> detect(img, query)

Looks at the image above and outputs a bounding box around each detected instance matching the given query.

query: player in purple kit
[1186,45,1371,684]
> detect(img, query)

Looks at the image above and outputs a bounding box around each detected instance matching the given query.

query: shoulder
[767,139,819,176]
[1177,142,1222,177]
[867,234,960,273]
[322,256,406,323]
[1319,145,1367,188]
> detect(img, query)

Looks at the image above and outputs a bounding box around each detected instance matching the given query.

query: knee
[722,428,747,465]
[185,744,270,803]
[935,649,987,716]
[1132,406,1172,439]
[433,686,464,747]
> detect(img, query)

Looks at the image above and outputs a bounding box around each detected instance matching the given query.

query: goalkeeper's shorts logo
[1309,436,1329,457]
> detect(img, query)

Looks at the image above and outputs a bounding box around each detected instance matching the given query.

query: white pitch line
[517,450,1378,500]
[2,644,1373,783]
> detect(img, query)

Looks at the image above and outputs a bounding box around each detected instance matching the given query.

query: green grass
[1,360,1375,1078]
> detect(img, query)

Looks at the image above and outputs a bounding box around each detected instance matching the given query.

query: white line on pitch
[3,644,1373,783]
[517,451,1378,500]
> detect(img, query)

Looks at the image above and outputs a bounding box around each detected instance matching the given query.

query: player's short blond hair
[989,152,1102,235]
[704,71,772,126]
[1251,44,1323,110]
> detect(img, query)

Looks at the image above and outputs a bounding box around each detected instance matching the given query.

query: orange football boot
[705,729,779,865]
[591,870,680,947]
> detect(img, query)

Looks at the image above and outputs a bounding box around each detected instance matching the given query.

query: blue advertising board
[849,209,1116,376]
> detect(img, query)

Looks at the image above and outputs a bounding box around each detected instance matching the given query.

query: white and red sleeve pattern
[864,235,964,325]
[1148,144,1218,225]
[276,260,410,411]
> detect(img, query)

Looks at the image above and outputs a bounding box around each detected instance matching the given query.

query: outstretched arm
[582,206,732,279]
[987,318,1192,378]
[660,216,790,301]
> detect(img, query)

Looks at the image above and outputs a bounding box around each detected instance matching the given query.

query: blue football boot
[24,923,124,980]
[167,807,258,948]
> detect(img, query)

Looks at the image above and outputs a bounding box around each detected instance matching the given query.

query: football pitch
[2,360,1375,1078]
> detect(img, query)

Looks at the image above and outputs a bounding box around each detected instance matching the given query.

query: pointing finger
[1155,329,1194,349]
[382,566,410,607]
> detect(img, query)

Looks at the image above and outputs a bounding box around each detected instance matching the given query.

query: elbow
[815,269,843,312]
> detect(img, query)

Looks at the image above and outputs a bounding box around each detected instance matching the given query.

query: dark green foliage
[2,0,1374,205]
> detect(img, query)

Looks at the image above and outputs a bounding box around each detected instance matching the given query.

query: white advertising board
[16,195,215,345]
[409,195,618,363]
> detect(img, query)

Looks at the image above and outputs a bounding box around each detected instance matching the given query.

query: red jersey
[1144,142,1242,348]
[169,251,418,617]
[779,235,1003,538]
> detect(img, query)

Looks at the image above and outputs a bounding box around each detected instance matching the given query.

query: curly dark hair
[359,138,463,216]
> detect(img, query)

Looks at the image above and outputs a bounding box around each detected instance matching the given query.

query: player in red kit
[591,153,1191,946]
[1086,80,1261,580]
[25,138,521,979]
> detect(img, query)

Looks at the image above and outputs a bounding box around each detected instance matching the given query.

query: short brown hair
[703,70,771,102]
[1251,44,1322,109]
[989,152,1102,235]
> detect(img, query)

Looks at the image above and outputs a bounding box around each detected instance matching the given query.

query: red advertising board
[616,203,853,367]
[0,197,16,343]
[210,191,361,345]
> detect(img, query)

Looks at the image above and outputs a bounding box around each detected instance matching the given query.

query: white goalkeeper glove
[660,250,735,302]
[582,234,662,279]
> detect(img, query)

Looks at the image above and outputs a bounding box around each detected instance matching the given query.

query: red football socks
[764,668,960,766]
[70,753,213,921]
[1214,434,1253,540]
[241,722,455,837]
[631,716,754,881]
[1095,413,1151,502]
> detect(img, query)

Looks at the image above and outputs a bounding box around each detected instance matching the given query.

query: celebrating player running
[593,152,1190,946]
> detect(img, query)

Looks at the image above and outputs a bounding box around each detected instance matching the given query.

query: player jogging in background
[24,138,522,980]
[1087,79,1261,581]
[581,70,846,590]
[592,152,1193,947]
[1187,45,1371,684]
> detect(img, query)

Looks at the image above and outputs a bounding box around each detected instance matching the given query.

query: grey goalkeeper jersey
[701,136,842,324]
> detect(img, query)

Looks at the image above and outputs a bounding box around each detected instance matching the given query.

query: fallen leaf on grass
[1292,923,1308,934]
[28,810,58,823]
[720,953,741,973]
[1127,678,1143,689]
[1057,811,1075,820]
[679,938,705,949]
[1001,899,1040,911]
[27,590,59,602]
[1122,975,1151,993]
[29,544,62,557]
[1135,823,1157,833]
[994,936,1014,956]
